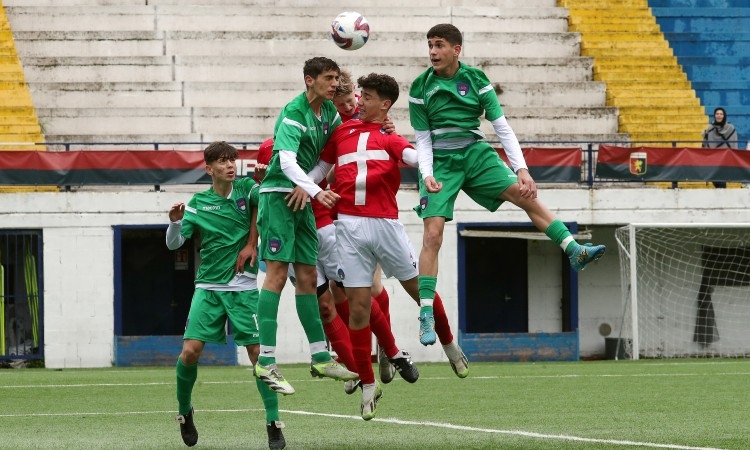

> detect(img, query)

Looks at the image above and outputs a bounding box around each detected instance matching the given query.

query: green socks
[296,293,330,363]
[545,219,576,253]
[176,357,198,416]
[418,275,437,309]
[255,377,280,423]
[258,289,281,366]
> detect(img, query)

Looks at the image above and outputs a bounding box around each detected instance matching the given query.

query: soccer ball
[330,11,370,51]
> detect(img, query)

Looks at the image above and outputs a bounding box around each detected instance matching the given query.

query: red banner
[0,150,259,185]
[596,145,750,181]
[0,147,582,185]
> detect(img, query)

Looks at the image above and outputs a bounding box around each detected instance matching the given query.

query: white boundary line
[285,409,727,450]
[0,407,726,450]
[3,372,750,389]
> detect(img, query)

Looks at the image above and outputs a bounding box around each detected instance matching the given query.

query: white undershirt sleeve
[491,116,528,173]
[307,159,334,185]
[279,150,323,197]
[415,130,434,179]
[166,220,186,250]
[402,148,418,168]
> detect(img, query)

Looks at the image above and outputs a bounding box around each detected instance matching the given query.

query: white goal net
[615,224,750,359]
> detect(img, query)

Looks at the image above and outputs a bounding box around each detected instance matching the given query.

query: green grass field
[0,359,748,449]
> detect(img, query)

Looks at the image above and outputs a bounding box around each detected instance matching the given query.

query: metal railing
[0,230,43,365]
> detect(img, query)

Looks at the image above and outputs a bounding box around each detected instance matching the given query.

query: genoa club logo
[629,152,647,175]
[236,197,247,211]
[268,238,282,254]
[337,268,345,280]
[456,82,469,97]
[323,121,330,135]
[419,196,428,210]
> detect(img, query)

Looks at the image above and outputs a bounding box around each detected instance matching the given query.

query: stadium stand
[0,3,51,192]
[3,0,625,149]
[0,5,43,151]
[560,0,707,146]
[650,0,750,150]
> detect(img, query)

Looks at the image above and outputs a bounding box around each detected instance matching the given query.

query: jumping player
[408,24,606,345]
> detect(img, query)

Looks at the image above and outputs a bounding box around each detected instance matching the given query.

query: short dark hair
[427,23,462,46]
[203,141,238,164]
[357,73,400,105]
[303,57,340,79]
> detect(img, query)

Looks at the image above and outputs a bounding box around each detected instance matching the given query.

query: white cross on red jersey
[320,120,413,219]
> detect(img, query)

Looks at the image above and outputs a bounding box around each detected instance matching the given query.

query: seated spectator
[702,107,738,188]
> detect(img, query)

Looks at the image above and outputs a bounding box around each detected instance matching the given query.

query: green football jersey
[409,62,504,149]
[181,177,260,284]
[261,92,341,191]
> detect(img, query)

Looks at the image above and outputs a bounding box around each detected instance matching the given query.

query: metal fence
[0,230,43,365]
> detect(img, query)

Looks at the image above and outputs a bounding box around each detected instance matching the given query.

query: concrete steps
[28,80,607,109]
[619,112,707,125]
[605,80,692,90]
[5,0,559,7]
[11,27,584,66]
[18,55,595,84]
[35,105,620,144]
[560,0,706,146]
[569,22,661,32]
[581,47,675,58]
[595,70,686,82]
[5,6,570,34]
[649,0,746,6]
[664,32,750,58]
[0,4,45,154]
[3,1,624,145]
[609,96,700,107]
[652,7,750,33]
[607,89,698,103]
[648,0,747,8]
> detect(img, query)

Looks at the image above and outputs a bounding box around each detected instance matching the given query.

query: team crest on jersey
[337,268,346,280]
[456,82,469,96]
[419,196,428,210]
[323,121,330,135]
[268,238,282,254]
[236,197,247,211]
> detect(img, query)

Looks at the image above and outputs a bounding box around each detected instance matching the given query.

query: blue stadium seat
[650,2,750,146]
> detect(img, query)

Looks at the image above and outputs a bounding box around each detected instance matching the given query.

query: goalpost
[615,224,750,359]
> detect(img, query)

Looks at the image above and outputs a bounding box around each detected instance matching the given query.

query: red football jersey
[321,120,413,219]
[311,179,335,229]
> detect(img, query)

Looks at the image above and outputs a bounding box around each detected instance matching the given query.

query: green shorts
[415,141,517,221]
[183,288,259,346]
[258,191,318,265]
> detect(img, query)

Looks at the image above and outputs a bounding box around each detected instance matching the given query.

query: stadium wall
[2,187,749,368]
